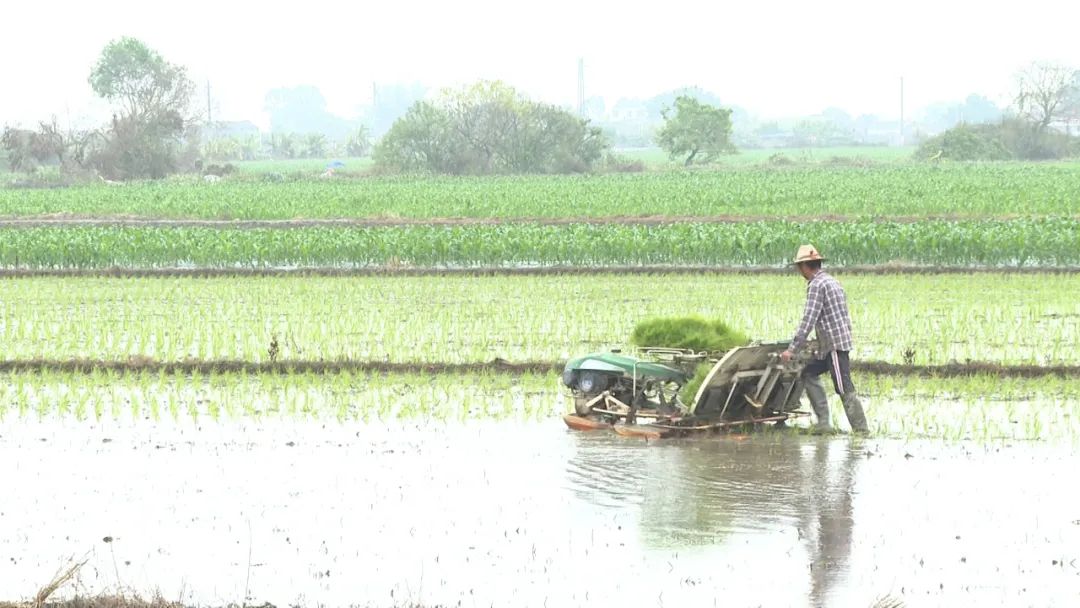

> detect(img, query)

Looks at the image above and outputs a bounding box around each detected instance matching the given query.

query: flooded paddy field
[1,269,1077,607]
[1,372,1079,607]
[2,418,1078,607]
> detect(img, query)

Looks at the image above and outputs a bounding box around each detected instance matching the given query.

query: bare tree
[1013,61,1080,131]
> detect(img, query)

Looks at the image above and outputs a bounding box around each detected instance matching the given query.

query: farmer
[779,244,869,435]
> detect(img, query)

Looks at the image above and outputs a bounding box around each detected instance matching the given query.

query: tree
[88,37,197,179]
[655,96,736,166]
[366,82,428,136]
[646,87,724,121]
[202,137,242,162]
[1,127,35,172]
[441,80,528,173]
[1013,61,1080,132]
[920,94,1003,134]
[345,126,372,157]
[270,132,298,159]
[2,119,100,173]
[374,80,608,175]
[960,94,1004,124]
[302,133,328,158]
[264,85,354,140]
[90,37,195,126]
[373,101,462,173]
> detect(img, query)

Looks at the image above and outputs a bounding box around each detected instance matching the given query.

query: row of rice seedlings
[861,395,1080,443]
[1,369,1078,442]
[859,373,1080,401]
[814,372,1080,442]
[0,218,1077,268]
[0,370,560,424]
[3,164,1080,219]
[0,274,1075,366]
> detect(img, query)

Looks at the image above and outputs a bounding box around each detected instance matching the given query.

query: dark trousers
[802,350,855,396]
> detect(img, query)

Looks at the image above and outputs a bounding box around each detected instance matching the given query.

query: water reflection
[565,432,859,607]
[800,438,858,608]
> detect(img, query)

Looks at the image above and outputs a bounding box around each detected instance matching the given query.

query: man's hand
[780,349,794,363]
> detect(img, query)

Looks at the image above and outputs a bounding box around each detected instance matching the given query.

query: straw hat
[791,244,825,265]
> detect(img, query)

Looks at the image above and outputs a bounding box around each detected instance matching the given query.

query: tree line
[918,62,1080,161]
[0,37,740,179]
[3,37,1079,181]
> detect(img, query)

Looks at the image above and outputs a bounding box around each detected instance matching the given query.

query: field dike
[0,358,1075,379]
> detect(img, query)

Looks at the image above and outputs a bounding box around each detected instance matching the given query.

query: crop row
[3,163,1080,220]
[0,274,1076,366]
[1,369,1078,441]
[0,218,1077,269]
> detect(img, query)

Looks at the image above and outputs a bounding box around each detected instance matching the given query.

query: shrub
[915,123,1010,161]
[601,153,646,173]
[916,118,1077,161]
[768,152,795,166]
[374,81,609,175]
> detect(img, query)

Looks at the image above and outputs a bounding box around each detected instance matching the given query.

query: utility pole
[577,57,585,117]
[899,76,905,147]
[207,80,212,125]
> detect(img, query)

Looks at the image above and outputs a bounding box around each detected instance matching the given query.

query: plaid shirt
[790,271,853,355]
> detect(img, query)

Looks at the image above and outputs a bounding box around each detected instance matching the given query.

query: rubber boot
[803,375,832,434]
[841,392,869,434]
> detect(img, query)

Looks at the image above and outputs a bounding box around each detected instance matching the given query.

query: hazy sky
[4,0,1079,129]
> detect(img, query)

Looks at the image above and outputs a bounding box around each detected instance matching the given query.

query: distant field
[232,157,374,174]
[227,147,915,174]
[618,145,919,166]
[0,218,1075,269]
[1,163,1078,220]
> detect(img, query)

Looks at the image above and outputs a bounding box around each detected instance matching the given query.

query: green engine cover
[564,351,688,383]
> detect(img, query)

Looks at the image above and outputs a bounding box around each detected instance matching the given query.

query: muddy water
[2,419,1078,607]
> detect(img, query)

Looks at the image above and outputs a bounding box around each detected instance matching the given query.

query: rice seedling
[0,369,1076,442]
[0,274,1075,367]
[630,316,749,352]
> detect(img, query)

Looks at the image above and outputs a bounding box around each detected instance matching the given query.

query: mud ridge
[0,358,1075,379]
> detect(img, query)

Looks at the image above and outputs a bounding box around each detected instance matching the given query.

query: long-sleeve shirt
[790,271,853,356]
